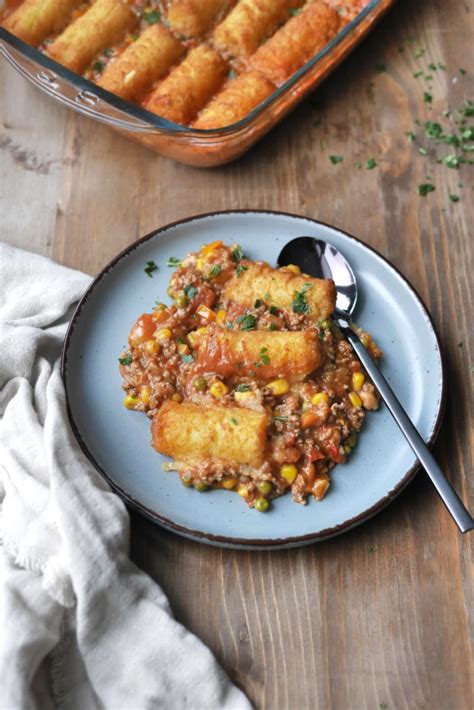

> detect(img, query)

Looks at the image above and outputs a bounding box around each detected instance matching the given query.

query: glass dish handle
[0,36,172,134]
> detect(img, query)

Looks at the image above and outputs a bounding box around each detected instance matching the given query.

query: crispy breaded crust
[47,0,136,73]
[212,0,303,59]
[2,0,80,47]
[196,328,323,379]
[249,1,341,86]
[144,44,228,125]
[193,70,275,129]
[223,262,336,321]
[167,0,231,38]
[152,400,268,467]
[98,24,184,102]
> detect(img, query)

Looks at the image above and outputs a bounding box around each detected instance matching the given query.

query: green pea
[174,292,188,309]
[257,481,272,495]
[193,376,208,391]
[255,497,270,512]
[194,481,208,492]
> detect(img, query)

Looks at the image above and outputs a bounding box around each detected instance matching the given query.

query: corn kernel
[196,257,205,272]
[343,444,352,455]
[255,497,270,512]
[349,391,362,408]
[196,304,216,321]
[156,328,172,341]
[210,381,229,398]
[280,464,298,484]
[237,485,249,498]
[222,478,237,490]
[124,395,139,410]
[234,389,256,402]
[171,393,183,403]
[144,339,160,355]
[216,309,227,324]
[284,264,301,274]
[312,392,329,406]
[140,386,151,406]
[177,343,190,356]
[267,379,290,396]
[352,372,365,392]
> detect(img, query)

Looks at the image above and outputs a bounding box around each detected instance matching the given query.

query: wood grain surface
[1,0,473,708]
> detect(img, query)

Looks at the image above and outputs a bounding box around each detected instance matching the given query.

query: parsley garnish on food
[184,284,197,299]
[292,284,311,314]
[119,353,132,366]
[254,298,263,308]
[236,264,248,278]
[289,7,301,15]
[226,321,234,329]
[414,48,425,59]
[273,415,288,422]
[231,245,244,262]
[167,256,181,268]
[181,354,194,364]
[417,183,435,196]
[144,260,158,277]
[269,323,278,331]
[269,305,278,315]
[144,10,160,24]
[235,383,251,392]
[365,158,377,169]
[255,347,270,367]
[443,154,461,168]
[231,417,238,425]
[329,154,343,164]
[236,314,257,330]
[208,264,222,278]
[93,61,104,73]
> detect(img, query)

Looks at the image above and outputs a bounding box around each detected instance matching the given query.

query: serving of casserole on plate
[1,0,395,165]
[62,211,445,548]
[119,240,382,513]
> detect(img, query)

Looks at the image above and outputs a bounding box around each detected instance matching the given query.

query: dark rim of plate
[61,210,446,549]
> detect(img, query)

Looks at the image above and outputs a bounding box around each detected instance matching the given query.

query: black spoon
[278,236,473,534]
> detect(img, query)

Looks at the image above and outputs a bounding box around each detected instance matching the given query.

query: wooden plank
[1,0,473,707]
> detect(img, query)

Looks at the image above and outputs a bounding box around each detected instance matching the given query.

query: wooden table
[2,0,473,707]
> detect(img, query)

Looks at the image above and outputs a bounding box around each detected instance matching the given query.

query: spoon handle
[340,324,473,533]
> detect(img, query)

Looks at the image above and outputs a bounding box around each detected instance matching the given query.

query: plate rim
[61,209,446,548]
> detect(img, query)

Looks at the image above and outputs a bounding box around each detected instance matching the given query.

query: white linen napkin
[0,243,251,710]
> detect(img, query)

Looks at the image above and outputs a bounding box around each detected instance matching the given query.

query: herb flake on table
[449,194,460,202]
[365,158,377,169]
[292,284,311,314]
[417,183,435,196]
[167,256,181,268]
[329,154,343,164]
[144,260,158,277]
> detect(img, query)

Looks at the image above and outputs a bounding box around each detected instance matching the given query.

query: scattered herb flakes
[209,264,222,278]
[424,120,442,138]
[376,63,387,73]
[459,68,467,75]
[236,264,248,278]
[269,305,279,315]
[184,284,197,299]
[92,60,104,73]
[273,415,288,422]
[263,291,271,300]
[417,183,435,196]
[119,353,132,366]
[425,75,433,82]
[167,256,181,268]
[181,354,194,364]
[231,245,244,262]
[406,131,416,141]
[418,147,428,155]
[438,63,446,71]
[443,154,461,168]
[458,342,464,348]
[236,313,257,331]
[354,160,362,169]
[226,321,234,329]
[428,63,437,71]
[368,545,378,555]
[144,260,158,277]
[228,68,237,79]
[230,417,238,425]
[259,347,270,366]
[329,154,343,164]
[413,71,423,78]
[365,158,377,169]
[414,48,425,59]
[269,323,278,331]
[289,7,302,15]
[449,194,460,202]
[144,9,160,24]
[423,91,433,104]
[254,298,263,308]
[292,283,311,314]
[235,383,250,392]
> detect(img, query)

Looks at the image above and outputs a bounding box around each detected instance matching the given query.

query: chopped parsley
[255,347,270,367]
[92,61,104,73]
[459,68,467,75]
[254,298,263,308]
[144,10,160,24]
[231,245,244,262]
[329,154,343,164]
[365,158,377,169]
[368,546,378,555]
[269,305,278,315]
[443,154,461,168]
[208,264,222,278]
[236,314,257,331]
[228,69,237,79]
[449,194,460,202]
[144,260,158,277]
[184,284,198,299]
[419,147,428,155]
[428,63,437,71]
[289,7,302,15]
[406,131,416,141]
[417,183,435,196]
[230,417,238,425]
[292,283,311,314]
[273,415,288,422]
[235,384,251,392]
[226,321,234,329]
[167,256,181,268]
[119,353,132,366]
[181,354,194,364]
[414,48,425,59]
[263,291,270,300]
[413,71,423,78]
[425,121,442,138]
[236,264,248,278]
[269,323,278,331]
[423,92,433,104]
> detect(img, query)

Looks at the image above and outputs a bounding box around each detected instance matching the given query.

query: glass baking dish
[0,0,394,167]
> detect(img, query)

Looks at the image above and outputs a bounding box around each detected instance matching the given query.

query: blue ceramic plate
[62,211,445,549]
